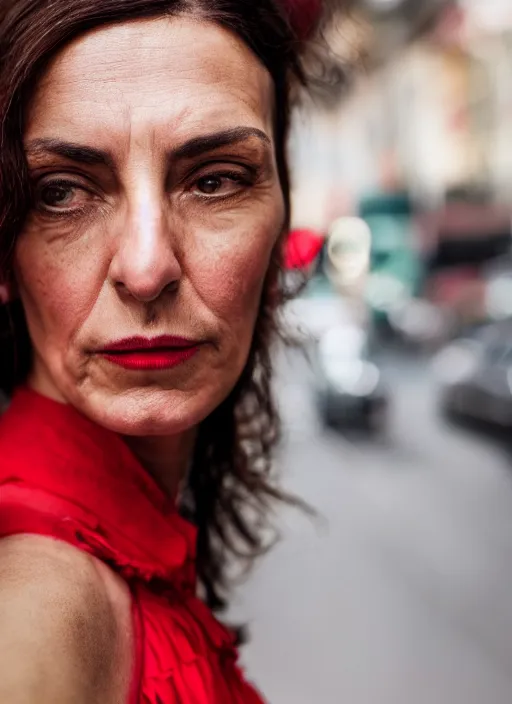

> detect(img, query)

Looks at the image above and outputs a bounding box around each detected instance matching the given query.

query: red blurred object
[284,228,325,270]
[280,0,323,39]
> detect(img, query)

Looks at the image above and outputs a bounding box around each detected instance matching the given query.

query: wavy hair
[0,0,329,612]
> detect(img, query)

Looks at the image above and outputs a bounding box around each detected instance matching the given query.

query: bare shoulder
[0,534,133,704]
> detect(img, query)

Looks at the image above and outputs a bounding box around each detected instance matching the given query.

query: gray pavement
[231,347,512,704]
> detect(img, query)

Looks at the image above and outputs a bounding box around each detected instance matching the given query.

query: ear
[0,276,17,304]
[0,284,10,304]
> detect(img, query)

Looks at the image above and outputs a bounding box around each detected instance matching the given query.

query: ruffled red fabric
[0,387,266,704]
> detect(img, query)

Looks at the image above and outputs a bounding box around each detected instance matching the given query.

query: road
[230,346,512,704]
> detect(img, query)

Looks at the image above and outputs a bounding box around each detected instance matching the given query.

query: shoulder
[0,534,133,704]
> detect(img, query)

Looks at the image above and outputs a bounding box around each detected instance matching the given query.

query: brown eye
[40,184,75,207]
[193,171,249,199]
[34,178,93,214]
[196,175,224,195]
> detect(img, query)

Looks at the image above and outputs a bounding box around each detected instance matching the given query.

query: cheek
[14,233,102,343]
[190,217,280,334]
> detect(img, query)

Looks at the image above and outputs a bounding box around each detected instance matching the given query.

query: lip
[99,336,201,371]
[102,336,199,352]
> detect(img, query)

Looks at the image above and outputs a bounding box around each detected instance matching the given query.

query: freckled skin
[15,17,285,443]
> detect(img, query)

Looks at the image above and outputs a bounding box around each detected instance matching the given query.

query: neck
[123,429,197,500]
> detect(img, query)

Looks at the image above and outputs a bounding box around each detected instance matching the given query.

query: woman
[0,0,327,702]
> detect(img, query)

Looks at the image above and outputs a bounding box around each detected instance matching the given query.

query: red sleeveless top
[0,387,266,704]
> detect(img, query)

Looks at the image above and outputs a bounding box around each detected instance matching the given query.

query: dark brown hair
[0,0,312,611]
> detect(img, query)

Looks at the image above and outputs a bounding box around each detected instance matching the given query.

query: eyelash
[33,168,257,218]
[191,169,255,200]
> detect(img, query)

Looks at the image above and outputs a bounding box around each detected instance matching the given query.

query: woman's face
[15,17,285,436]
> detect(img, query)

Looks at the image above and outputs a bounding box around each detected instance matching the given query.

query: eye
[41,184,75,207]
[193,171,249,198]
[34,178,94,213]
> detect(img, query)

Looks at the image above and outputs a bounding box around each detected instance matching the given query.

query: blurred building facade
[290,0,512,229]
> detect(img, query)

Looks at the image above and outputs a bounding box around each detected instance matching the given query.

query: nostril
[162,281,179,294]
[109,245,182,302]
[113,277,179,303]
[114,280,129,296]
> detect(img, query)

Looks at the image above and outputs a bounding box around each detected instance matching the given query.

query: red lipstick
[99,336,201,371]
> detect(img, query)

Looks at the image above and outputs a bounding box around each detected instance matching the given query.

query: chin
[77,384,221,438]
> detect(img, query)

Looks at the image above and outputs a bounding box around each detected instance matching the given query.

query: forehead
[25,16,275,147]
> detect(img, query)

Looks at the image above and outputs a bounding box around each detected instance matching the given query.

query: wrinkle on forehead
[25,17,275,148]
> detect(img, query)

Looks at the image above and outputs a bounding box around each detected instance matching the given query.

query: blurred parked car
[433,320,512,427]
[313,324,389,432]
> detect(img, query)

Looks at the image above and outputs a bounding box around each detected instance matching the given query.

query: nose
[109,190,181,303]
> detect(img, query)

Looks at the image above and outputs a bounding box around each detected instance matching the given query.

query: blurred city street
[232,345,512,704]
[243,3,512,698]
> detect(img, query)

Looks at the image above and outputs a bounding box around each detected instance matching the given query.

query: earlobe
[0,269,19,304]
[0,282,14,305]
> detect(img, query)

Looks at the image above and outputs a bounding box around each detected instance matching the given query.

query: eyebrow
[25,127,271,169]
[172,127,271,160]
[25,139,115,168]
